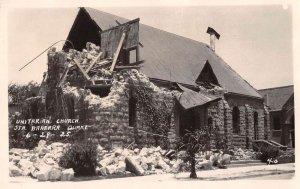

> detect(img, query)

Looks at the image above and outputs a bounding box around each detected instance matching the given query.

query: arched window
[208,116,213,132]
[67,97,75,118]
[232,106,240,134]
[254,111,259,140]
[273,116,281,130]
[129,96,137,127]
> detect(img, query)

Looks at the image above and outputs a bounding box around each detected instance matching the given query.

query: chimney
[206,27,220,52]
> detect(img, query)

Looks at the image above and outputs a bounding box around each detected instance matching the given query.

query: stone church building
[52,7,270,149]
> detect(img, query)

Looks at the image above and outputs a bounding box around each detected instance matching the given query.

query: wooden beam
[115,20,122,25]
[114,65,142,71]
[89,60,112,72]
[136,46,140,61]
[110,32,126,72]
[86,52,103,73]
[73,59,91,81]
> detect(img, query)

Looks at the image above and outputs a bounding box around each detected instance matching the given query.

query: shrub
[277,150,295,163]
[59,140,98,176]
[258,146,280,163]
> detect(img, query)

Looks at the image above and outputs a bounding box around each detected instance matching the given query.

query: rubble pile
[62,42,116,84]
[229,148,260,160]
[66,42,103,71]
[9,140,238,181]
[95,146,232,176]
[62,85,82,100]
[9,140,74,181]
[62,68,173,112]
[96,146,178,176]
[84,80,128,108]
[127,69,173,95]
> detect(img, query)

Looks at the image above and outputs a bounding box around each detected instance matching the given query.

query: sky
[6,5,293,89]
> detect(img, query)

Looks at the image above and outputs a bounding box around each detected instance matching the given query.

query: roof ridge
[258,85,294,91]
[206,48,262,98]
[84,7,210,48]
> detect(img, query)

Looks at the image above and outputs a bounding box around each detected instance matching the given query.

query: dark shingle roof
[258,85,294,110]
[81,7,262,98]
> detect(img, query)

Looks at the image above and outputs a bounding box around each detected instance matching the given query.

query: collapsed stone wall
[77,70,176,149]
[46,51,177,149]
[41,44,177,150]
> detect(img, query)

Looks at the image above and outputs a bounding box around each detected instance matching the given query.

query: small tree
[178,127,211,178]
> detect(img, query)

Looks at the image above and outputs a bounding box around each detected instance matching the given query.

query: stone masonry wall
[224,95,269,149]
[223,100,233,148]
[128,70,176,149]
[207,100,225,134]
[135,91,175,148]
[207,100,225,148]
[61,81,133,149]
[264,105,271,140]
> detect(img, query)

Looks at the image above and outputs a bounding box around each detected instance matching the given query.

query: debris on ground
[10,140,265,181]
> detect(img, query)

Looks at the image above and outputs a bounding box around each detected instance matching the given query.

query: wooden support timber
[86,52,103,73]
[73,58,91,81]
[110,32,126,72]
[89,60,112,72]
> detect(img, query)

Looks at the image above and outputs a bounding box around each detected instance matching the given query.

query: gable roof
[258,85,294,111]
[70,7,262,99]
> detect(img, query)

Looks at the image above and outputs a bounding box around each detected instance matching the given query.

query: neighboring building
[51,7,270,149]
[259,85,294,148]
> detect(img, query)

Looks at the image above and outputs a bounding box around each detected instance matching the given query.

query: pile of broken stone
[64,42,113,82]
[10,140,255,181]
[9,140,73,181]
[230,148,260,161]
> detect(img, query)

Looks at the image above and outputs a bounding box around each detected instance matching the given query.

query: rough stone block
[125,156,144,176]
[61,168,74,181]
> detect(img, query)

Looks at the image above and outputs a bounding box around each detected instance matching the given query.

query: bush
[59,140,98,176]
[258,146,280,163]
